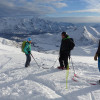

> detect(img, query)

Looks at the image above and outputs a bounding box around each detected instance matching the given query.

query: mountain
[0,17,74,41]
[0,17,100,46]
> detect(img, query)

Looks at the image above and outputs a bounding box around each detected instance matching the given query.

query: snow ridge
[83,26,97,43]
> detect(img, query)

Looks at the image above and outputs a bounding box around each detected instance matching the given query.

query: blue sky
[48,0,88,17]
[47,0,100,17]
[0,0,100,23]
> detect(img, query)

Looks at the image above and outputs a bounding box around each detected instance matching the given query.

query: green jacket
[24,42,31,54]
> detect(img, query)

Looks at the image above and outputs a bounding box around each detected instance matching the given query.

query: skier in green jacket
[24,38,32,67]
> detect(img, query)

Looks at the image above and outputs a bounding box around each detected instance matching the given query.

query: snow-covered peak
[83,26,97,43]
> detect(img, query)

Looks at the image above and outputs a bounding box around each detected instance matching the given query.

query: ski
[74,73,79,78]
[72,77,97,85]
[57,66,70,70]
[42,66,54,69]
[42,67,50,69]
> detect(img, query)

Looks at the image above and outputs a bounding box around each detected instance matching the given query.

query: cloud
[0,0,67,17]
[63,0,100,14]
[0,0,14,7]
[84,0,100,9]
[0,0,39,17]
[46,16,100,23]
[52,2,67,8]
[33,0,64,4]
[64,9,100,13]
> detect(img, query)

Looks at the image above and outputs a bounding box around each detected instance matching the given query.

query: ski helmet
[27,37,32,41]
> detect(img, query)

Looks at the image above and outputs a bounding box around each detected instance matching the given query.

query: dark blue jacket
[96,40,100,57]
[60,36,70,55]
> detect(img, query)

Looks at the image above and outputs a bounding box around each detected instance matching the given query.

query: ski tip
[42,67,50,69]
[74,74,77,77]
[72,78,77,82]
[74,74,79,78]
[89,83,97,85]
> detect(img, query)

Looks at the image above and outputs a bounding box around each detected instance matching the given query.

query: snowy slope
[93,24,100,34]
[83,26,97,44]
[0,37,20,47]
[87,26,100,37]
[0,41,100,100]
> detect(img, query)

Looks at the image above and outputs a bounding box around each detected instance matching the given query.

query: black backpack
[69,38,75,51]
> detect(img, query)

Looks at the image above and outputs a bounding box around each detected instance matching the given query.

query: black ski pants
[25,54,31,67]
[59,53,69,68]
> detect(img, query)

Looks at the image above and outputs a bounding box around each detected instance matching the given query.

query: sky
[0,0,100,23]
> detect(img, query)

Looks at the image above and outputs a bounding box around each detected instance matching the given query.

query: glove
[28,51,31,54]
[68,55,71,60]
[94,54,98,61]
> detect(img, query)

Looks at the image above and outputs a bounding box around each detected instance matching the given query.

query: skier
[94,40,100,83]
[58,32,72,70]
[24,37,32,67]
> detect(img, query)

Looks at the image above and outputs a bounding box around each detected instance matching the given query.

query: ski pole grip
[31,53,33,58]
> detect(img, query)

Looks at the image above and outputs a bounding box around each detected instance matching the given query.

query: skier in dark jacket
[58,32,71,70]
[94,40,100,70]
[24,38,32,67]
[94,40,100,83]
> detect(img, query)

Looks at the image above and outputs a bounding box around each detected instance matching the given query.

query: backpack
[21,41,27,53]
[69,38,75,51]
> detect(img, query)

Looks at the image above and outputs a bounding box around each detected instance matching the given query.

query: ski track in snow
[0,43,100,100]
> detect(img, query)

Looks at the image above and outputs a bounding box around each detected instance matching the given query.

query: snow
[83,26,97,44]
[88,26,100,36]
[0,17,100,99]
[0,38,100,100]
[0,37,19,48]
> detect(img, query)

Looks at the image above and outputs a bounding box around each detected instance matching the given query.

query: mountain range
[0,17,100,46]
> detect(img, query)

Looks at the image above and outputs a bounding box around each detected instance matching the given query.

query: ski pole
[42,57,58,69]
[71,57,77,77]
[66,59,70,89]
[31,54,40,68]
[52,57,58,68]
